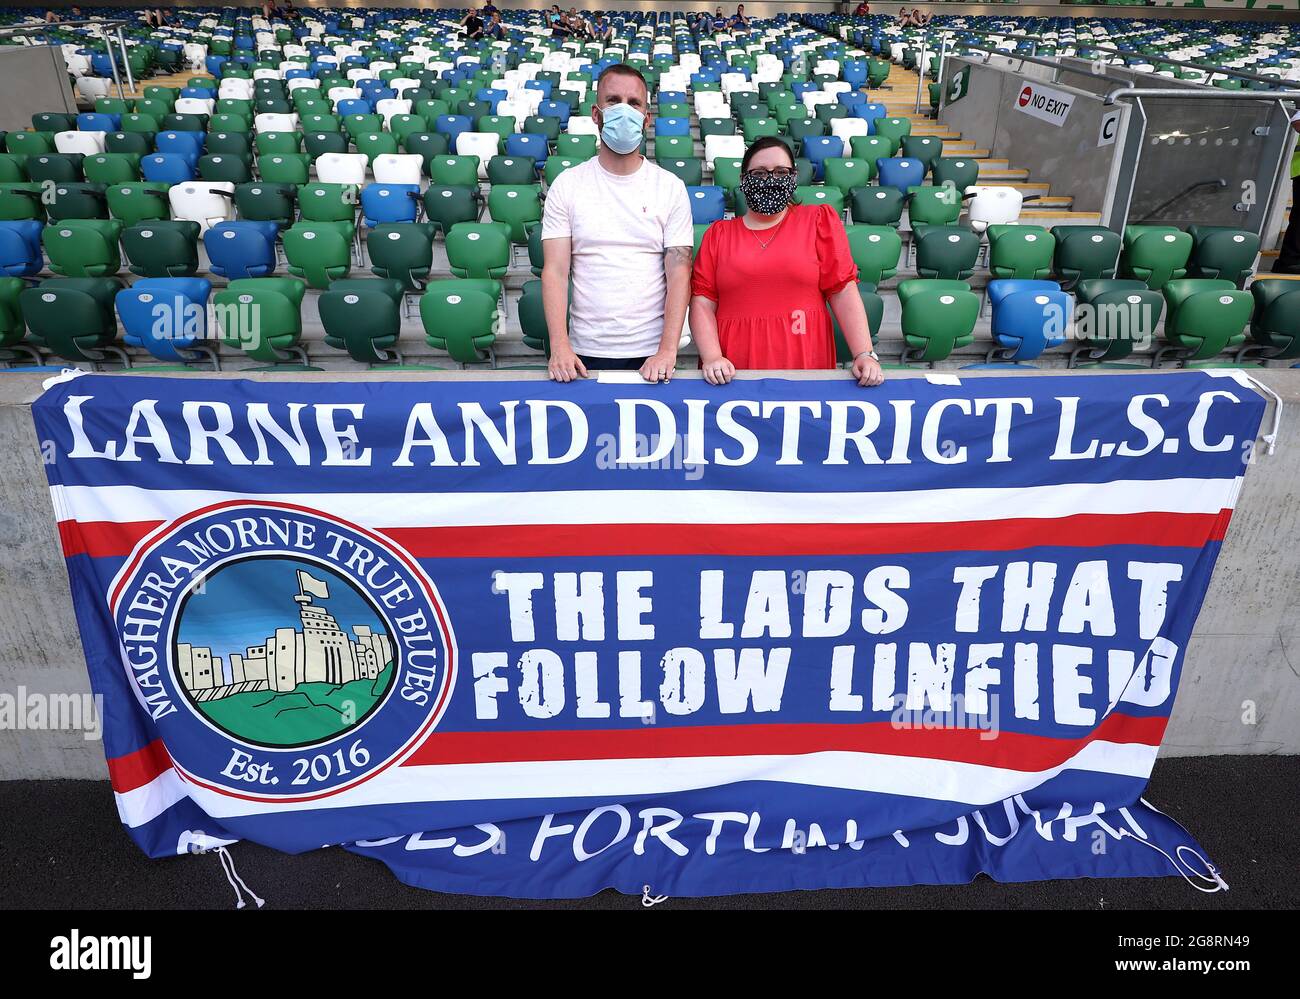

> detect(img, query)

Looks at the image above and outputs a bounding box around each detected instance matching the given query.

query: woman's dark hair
[741,136,796,174]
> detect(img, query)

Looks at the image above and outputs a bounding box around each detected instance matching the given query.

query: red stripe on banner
[381,512,1229,557]
[107,739,174,794]
[401,713,1169,773]
[59,519,163,560]
[53,510,1232,561]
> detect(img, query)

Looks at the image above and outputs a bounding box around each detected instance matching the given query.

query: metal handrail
[1082,43,1296,89]
[1103,86,1300,105]
[0,19,140,99]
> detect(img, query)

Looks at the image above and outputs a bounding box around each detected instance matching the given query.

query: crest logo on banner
[109,502,455,799]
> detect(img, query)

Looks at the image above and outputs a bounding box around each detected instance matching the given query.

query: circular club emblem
[109,502,455,801]
[1019,85,1033,107]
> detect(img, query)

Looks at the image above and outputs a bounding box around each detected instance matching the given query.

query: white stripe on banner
[113,740,1158,829]
[55,478,1243,528]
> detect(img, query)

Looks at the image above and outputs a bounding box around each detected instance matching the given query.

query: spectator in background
[913,8,932,27]
[593,14,615,44]
[712,7,728,30]
[547,5,566,37]
[485,10,505,40]
[731,5,750,28]
[855,2,872,16]
[1274,109,1300,274]
[896,7,912,27]
[461,7,485,39]
[689,137,883,385]
[541,65,694,382]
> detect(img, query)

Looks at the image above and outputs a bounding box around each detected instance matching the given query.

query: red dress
[691,203,858,370]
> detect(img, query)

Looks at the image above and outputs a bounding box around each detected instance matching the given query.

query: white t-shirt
[540,156,695,358]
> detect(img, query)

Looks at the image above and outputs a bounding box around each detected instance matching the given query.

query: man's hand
[639,349,677,382]
[852,354,885,387]
[548,346,588,382]
[701,354,735,385]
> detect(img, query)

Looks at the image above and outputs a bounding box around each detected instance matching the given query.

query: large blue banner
[34,370,1262,898]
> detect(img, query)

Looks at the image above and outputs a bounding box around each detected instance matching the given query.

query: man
[1274,108,1300,274]
[460,7,485,39]
[731,5,750,29]
[541,65,694,382]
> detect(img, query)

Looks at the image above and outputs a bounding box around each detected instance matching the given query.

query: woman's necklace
[747,209,789,250]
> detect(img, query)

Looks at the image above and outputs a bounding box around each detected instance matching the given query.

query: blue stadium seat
[203,221,280,279]
[802,136,844,181]
[115,277,213,362]
[360,184,421,226]
[77,113,120,133]
[876,157,926,193]
[142,153,196,184]
[985,280,1072,363]
[504,132,547,166]
[155,131,206,158]
[0,221,45,277]
[686,186,726,225]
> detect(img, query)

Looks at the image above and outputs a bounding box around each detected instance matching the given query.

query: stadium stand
[0,4,1296,371]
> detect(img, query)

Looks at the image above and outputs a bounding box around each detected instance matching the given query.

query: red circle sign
[1018,85,1033,107]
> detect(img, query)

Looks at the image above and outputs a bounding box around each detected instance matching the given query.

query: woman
[690,137,884,386]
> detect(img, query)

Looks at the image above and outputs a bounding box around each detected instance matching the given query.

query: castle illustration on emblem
[174,558,396,748]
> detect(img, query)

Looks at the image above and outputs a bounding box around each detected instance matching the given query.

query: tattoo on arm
[665,245,693,266]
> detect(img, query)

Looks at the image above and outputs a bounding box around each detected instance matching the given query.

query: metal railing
[0,18,136,100]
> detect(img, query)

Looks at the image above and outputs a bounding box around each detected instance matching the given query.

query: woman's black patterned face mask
[740,169,798,215]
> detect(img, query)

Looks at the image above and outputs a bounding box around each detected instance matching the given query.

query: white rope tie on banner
[1116,830,1229,894]
[641,884,669,907]
[216,846,266,909]
[1205,369,1284,455]
[1245,374,1283,456]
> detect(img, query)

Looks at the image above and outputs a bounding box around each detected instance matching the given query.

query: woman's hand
[701,354,736,385]
[852,353,885,387]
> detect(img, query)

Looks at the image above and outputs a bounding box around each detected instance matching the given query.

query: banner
[35,371,1263,898]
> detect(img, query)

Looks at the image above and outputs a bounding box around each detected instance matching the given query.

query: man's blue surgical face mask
[598,102,645,154]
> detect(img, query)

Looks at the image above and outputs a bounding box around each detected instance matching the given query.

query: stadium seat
[204,221,281,279]
[42,219,122,277]
[368,222,435,290]
[0,276,34,363]
[122,220,201,278]
[914,225,981,281]
[213,277,308,364]
[1054,227,1121,289]
[988,225,1056,281]
[115,277,216,365]
[850,186,906,227]
[320,278,407,363]
[1070,279,1164,367]
[420,279,500,365]
[845,225,902,290]
[284,221,355,288]
[985,280,1071,363]
[1247,279,1300,360]
[0,220,44,277]
[20,278,126,364]
[876,157,926,194]
[899,280,980,363]
[486,185,542,245]
[168,182,236,233]
[27,154,85,184]
[1186,226,1261,287]
[446,222,512,280]
[1122,226,1193,290]
[1158,279,1253,363]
